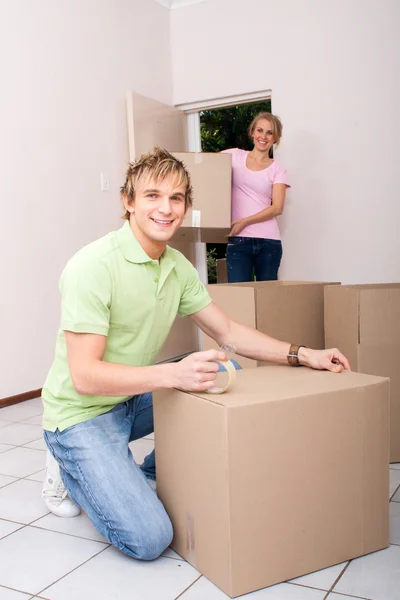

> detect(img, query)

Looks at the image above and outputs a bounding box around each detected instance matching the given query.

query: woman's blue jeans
[226,236,283,283]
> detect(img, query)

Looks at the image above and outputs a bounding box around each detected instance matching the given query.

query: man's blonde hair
[248,112,283,147]
[120,146,193,220]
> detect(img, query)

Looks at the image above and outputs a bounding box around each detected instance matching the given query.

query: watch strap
[287,344,306,367]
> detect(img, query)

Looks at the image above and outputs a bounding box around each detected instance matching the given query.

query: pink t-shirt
[222,148,290,240]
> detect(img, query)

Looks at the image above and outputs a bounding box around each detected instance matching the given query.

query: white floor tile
[0,475,18,489]
[144,434,154,440]
[390,502,400,545]
[23,438,46,452]
[0,479,49,524]
[290,562,348,590]
[41,546,200,600]
[0,586,32,599]
[390,463,400,470]
[24,470,45,483]
[21,415,43,426]
[0,518,23,540]
[0,445,15,454]
[129,438,154,465]
[326,594,366,599]
[23,398,43,409]
[0,404,42,423]
[32,511,108,543]
[0,421,12,429]
[389,469,400,498]
[333,544,400,600]
[0,447,45,478]
[180,578,326,599]
[0,424,43,447]
[392,486,400,502]
[0,526,106,596]
[162,547,182,560]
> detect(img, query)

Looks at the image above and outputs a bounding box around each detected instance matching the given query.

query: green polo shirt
[42,221,211,432]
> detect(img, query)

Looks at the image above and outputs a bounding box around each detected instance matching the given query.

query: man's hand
[172,349,228,392]
[228,218,248,237]
[298,347,350,372]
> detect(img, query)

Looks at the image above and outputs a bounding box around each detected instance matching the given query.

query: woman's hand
[228,218,248,237]
[298,347,351,372]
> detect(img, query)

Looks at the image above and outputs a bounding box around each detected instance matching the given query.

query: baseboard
[0,389,42,409]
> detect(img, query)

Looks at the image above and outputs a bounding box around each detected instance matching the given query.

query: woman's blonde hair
[248,112,283,147]
[120,146,193,220]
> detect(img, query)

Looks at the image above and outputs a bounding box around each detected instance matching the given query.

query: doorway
[199,100,272,282]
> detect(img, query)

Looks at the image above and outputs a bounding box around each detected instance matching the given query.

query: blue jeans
[43,362,242,561]
[43,393,173,561]
[226,236,283,283]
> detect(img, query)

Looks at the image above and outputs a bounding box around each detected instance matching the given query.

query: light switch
[100,172,110,192]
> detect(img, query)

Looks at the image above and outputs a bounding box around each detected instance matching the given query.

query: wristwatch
[287,344,306,367]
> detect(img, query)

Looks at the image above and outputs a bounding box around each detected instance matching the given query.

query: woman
[222,112,290,282]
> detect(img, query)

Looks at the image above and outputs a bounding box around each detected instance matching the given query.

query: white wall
[0,0,172,397]
[171,0,400,284]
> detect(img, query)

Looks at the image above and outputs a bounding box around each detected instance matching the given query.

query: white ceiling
[152,0,207,9]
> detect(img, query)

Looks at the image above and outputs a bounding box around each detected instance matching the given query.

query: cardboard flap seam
[180,389,227,406]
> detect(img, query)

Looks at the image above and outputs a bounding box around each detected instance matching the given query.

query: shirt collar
[116,221,176,270]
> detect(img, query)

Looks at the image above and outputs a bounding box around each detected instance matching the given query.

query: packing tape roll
[206,359,236,395]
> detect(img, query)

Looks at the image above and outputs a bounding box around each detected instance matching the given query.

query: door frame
[181,89,272,294]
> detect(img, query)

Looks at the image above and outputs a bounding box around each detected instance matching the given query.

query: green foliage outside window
[200,100,272,153]
[207,248,217,284]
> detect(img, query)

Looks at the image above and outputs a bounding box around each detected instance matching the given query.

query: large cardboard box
[202,281,339,368]
[154,366,389,598]
[172,152,232,243]
[325,283,400,462]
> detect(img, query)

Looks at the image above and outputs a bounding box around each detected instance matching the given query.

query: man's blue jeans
[226,236,283,283]
[43,394,172,561]
[43,362,242,561]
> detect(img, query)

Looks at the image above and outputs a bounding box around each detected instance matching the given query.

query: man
[41,147,349,560]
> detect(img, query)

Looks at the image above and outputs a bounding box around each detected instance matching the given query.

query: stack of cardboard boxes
[154,277,396,597]
[126,101,394,596]
[201,280,339,368]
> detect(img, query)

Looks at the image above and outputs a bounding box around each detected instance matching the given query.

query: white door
[126,92,187,160]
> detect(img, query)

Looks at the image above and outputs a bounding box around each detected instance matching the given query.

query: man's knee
[135,515,173,560]
[117,508,173,561]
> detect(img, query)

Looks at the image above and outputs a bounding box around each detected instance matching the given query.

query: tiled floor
[0,398,399,600]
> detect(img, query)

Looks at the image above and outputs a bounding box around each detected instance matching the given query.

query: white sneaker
[42,451,81,518]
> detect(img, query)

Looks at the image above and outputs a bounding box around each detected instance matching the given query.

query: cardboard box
[172,152,232,242]
[154,366,389,598]
[216,258,228,283]
[325,283,400,462]
[202,281,339,368]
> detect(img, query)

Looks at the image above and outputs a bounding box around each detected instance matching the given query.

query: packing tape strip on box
[206,359,236,395]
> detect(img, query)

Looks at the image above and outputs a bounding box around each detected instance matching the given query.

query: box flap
[188,366,388,408]
[255,283,331,350]
[359,287,400,344]
[340,283,400,290]
[210,280,340,289]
